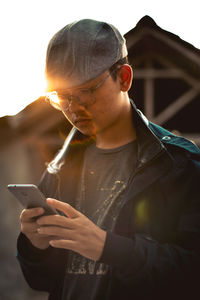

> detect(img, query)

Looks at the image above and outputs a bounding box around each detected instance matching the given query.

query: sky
[0,0,200,118]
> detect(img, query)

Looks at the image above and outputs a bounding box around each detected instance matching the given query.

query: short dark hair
[109,57,129,81]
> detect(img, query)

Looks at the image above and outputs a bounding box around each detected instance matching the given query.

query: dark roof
[125,16,200,80]
[126,15,200,55]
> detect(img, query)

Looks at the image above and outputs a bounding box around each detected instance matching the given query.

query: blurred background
[1,1,200,299]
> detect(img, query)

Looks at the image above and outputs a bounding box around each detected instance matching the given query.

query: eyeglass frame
[45,68,119,111]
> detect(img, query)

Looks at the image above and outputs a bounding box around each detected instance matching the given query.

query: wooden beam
[152,88,199,125]
[144,77,154,118]
[134,68,185,79]
[153,55,200,90]
[150,29,200,68]
[143,60,155,118]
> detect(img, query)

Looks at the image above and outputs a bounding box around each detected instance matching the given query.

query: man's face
[48,68,129,137]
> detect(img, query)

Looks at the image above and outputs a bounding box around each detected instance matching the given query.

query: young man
[17,19,200,300]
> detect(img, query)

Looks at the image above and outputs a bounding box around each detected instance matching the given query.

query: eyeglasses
[45,71,113,111]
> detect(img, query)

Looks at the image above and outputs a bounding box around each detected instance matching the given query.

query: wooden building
[126,16,200,145]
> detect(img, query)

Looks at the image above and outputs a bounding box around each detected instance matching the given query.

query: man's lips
[74,118,92,125]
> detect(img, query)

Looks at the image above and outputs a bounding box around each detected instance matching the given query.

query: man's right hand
[20,207,53,250]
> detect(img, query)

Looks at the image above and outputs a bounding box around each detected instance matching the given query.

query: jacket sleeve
[17,233,68,293]
[17,170,68,293]
[99,155,200,297]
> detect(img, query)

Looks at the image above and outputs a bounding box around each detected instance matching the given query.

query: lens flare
[46,91,60,104]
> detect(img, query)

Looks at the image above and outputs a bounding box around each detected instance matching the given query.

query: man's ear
[118,64,133,92]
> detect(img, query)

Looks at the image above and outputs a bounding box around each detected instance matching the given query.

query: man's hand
[36,198,106,261]
[20,207,55,250]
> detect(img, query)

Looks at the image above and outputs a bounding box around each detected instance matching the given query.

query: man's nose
[67,96,86,112]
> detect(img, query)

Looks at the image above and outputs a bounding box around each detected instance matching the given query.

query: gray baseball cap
[45,19,128,90]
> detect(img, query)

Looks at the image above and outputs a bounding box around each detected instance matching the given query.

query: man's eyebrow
[56,86,91,94]
[57,81,99,94]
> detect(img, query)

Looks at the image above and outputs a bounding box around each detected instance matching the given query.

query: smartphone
[7,184,58,216]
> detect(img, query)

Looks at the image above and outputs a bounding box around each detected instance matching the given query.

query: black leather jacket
[17,101,200,300]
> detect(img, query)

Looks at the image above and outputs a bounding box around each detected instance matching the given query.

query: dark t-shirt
[61,140,137,300]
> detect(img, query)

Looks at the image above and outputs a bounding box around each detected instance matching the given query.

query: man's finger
[37,226,74,239]
[46,198,79,218]
[49,239,76,252]
[37,214,75,229]
[21,221,39,234]
[20,208,44,222]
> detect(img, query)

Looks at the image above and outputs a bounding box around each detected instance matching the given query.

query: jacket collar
[130,99,166,168]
